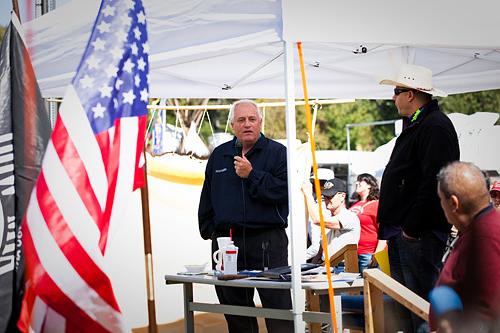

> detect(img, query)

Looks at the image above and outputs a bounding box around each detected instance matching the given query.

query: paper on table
[301,272,360,283]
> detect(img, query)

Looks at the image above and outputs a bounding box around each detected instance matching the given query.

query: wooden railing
[363,268,430,333]
[307,243,359,333]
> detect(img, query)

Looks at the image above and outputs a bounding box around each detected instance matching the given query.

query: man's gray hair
[229,99,262,123]
[437,161,489,215]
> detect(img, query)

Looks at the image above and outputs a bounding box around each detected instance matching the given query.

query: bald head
[437,161,490,216]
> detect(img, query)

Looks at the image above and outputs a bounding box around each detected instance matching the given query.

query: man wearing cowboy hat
[377,64,460,331]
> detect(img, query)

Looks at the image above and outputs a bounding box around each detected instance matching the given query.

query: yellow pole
[297,42,338,333]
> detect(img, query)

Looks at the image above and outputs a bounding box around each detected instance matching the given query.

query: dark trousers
[388,232,446,332]
[212,228,293,333]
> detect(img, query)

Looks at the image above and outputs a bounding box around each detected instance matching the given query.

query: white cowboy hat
[379,64,447,97]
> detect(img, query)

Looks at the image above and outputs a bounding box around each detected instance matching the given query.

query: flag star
[79,75,94,88]
[117,29,128,43]
[133,27,141,40]
[99,84,113,98]
[137,11,146,24]
[105,64,118,77]
[123,90,136,104]
[120,13,132,26]
[92,37,106,51]
[92,103,106,118]
[137,57,146,71]
[125,0,135,10]
[123,58,135,73]
[115,79,124,89]
[85,54,100,69]
[102,5,115,17]
[131,43,138,56]
[134,74,141,87]
[110,46,123,60]
[140,88,148,102]
[97,21,111,33]
[142,42,150,54]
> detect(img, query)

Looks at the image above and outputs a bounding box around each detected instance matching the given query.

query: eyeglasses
[394,87,411,95]
[491,192,500,199]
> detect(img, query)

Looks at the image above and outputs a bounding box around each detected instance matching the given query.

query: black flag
[0,14,51,332]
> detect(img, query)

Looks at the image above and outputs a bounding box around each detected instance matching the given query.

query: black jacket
[378,100,460,238]
[198,134,288,240]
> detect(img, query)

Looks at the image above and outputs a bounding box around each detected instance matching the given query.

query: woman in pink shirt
[350,173,386,273]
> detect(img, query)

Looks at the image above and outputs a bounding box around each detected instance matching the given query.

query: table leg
[183,283,194,333]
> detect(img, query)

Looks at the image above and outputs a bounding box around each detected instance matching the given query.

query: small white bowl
[184,263,207,274]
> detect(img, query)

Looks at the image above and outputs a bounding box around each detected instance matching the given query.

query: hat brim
[379,79,448,97]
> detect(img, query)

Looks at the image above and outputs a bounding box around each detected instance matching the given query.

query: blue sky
[1,0,71,26]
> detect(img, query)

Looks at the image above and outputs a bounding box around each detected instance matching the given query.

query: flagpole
[140,149,158,333]
[11,0,20,19]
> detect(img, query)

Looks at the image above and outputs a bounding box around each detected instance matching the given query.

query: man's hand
[301,181,312,195]
[234,155,252,178]
[313,216,339,230]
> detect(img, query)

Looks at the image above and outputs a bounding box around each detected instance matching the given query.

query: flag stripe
[97,122,121,251]
[35,172,120,310]
[51,118,102,228]
[23,227,114,333]
[107,118,138,241]
[58,86,108,210]
[42,141,102,261]
[25,194,126,332]
[30,296,48,333]
[133,117,147,190]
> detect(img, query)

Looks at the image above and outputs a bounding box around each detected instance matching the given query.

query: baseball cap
[321,178,346,198]
[490,180,500,193]
[310,168,335,181]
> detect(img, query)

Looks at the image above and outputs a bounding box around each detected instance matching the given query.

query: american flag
[18,0,149,331]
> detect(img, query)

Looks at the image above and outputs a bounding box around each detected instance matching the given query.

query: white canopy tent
[25,0,500,99]
[23,0,500,331]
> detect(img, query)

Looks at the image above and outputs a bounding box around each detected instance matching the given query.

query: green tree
[439,89,500,121]
[151,90,500,154]
[0,25,6,41]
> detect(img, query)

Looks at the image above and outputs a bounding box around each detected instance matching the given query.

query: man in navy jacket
[198,99,292,333]
[377,64,460,331]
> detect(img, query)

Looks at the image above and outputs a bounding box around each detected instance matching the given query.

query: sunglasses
[491,192,500,199]
[394,87,412,95]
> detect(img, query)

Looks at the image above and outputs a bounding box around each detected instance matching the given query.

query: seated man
[305,168,335,261]
[301,178,360,264]
[430,161,500,331]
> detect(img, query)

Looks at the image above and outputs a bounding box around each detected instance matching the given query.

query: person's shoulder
[340,207,359,220]
[424,106,454,127]
[366,200,379,209]
[265,137,287,152]
[268,137,286,148]
[211,140,234,156]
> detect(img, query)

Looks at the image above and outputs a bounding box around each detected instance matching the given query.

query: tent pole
[141,150,158,333]
[284,41,306,333]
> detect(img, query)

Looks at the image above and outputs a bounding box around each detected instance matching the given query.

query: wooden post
[141,150,158,333]
[11,0,20,19]
[364,277,384,333]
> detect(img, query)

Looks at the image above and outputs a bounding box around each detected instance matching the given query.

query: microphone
[235,140,243,157]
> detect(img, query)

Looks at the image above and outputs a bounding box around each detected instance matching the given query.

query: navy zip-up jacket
[198,134,288,240]
[378,100,460,239]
